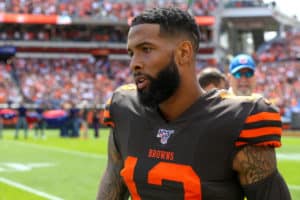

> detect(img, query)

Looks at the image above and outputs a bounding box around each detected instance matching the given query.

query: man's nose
[129,55,143,72]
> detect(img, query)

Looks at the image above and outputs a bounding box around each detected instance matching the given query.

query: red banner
[0,13,212,26]
[0,13,71,24]
[194,16,215,26]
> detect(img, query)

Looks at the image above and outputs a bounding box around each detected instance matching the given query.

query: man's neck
[159,84,204,121]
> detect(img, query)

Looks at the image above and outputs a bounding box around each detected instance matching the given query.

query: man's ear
[175,40,193,66]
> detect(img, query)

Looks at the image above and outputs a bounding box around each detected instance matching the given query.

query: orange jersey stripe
[121,156,141,200]
[245,112,281,124]
[103,110,111,119]
[235,141,247,147]
[255,141,281,147]
[103,121,115,128]
[240,127,282,138]
[235,140,281,147]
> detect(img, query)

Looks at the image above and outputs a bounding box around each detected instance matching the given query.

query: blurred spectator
[66,102,80,137]
[60,102,70,137]
[80,103,89,139]
[34,104,46,139]
[227,54,258,96]
[92,108,100,138]
[198,67,227,91]
[14,102,28,139]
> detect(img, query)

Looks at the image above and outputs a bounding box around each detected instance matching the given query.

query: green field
[0,129,299,200]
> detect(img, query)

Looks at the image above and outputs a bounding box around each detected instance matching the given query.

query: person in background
[198,67,227,91]
[227,54,258,96]
[92,108,100,138]
[60,102,70,137]
[97,7,290,200]
[80,104,89,139]
[35,104,45,139]
[68,102,80,137]
[14,102,28,139]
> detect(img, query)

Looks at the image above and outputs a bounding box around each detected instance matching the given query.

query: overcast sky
[264,0,300,19]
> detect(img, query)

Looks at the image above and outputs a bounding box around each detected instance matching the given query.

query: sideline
[0,177,64,200]
[289,185,300,190]
[277,153,300,161]
[2,140,106,159]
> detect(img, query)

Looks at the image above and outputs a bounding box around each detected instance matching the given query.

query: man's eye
[142,47,152,53]
[128,51,133,57]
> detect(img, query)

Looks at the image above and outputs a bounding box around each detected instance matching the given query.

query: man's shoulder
[218,90,262,102]
[112,84,137,101]
[115,83,137,93]
[212,90,276,113]
[108,83,139,110]
[103,84,139,127]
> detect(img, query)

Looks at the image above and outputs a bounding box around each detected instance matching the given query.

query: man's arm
[96,130,129,200]
[233,145,291,200]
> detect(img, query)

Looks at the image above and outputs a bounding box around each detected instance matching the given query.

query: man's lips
[134,75,149,90]
[239,84,249,88]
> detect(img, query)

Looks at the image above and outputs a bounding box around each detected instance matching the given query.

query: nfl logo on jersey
[157,129,175,144]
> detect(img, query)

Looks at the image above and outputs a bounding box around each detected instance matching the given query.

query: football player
[97,7,291,200]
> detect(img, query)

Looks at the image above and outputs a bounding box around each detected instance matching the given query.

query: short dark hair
[131,7,200,52]
[198,67,226,88]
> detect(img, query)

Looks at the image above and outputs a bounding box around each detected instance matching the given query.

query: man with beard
[97,7,290,200]
[227,54,259,97]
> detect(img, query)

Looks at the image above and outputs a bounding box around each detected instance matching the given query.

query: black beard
[137,57,180,108]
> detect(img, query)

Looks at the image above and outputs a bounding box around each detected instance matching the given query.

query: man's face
[127,24,181,107]
[229,68,255,96]
[135,56,180,108]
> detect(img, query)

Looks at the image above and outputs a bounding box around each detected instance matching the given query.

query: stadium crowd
[254,61,300,115]
[0,57,131,108]
[253,31,300,116]
[0,24,215,42]
[0,0,219,18]
[0,54,299,118]
[0,25,127,42]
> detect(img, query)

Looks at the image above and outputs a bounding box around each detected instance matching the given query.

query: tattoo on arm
[97,130,129,200]
[233,145,277,185]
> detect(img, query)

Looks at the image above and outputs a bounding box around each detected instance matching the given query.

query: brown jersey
[103,84,282,200]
